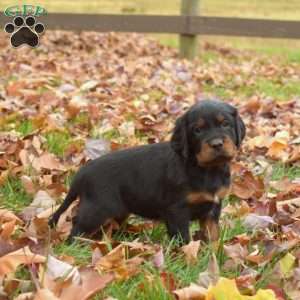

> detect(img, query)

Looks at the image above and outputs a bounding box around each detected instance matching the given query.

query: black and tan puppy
[49,99,245,244]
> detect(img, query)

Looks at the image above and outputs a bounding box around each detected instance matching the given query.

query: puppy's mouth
[210,152,234,164]
[196,137,236,166]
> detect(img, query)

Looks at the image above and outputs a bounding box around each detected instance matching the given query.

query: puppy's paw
[48,214,59,228]
[193,230,208,242]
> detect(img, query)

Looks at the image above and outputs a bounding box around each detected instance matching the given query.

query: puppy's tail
[48,177,80,228]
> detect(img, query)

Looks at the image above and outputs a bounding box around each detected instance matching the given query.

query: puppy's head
[171,99,245,166]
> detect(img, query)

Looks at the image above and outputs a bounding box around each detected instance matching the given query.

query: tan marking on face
[196,142,215,165]
[216,114,225,123]
[199,218,219,241]
[197,118,205,128]
[223,136,237,158]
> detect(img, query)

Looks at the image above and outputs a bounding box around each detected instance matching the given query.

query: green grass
[271,164,300,180]
[203,76,300,102]
[53,240,92,266]
[44,131,72,157]
[0,177,32,212]
[15,119,34,136]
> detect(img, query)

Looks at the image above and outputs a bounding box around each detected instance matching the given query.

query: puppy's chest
[186,185,230,205]
[184,166,231,205]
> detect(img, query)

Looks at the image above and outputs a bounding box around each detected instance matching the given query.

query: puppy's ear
[171,115,189,159]
[234,110,246,148]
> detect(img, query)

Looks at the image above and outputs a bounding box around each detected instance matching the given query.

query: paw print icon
[4,16,45,48]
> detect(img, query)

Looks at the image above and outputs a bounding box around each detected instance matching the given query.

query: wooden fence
[1,0,299,59]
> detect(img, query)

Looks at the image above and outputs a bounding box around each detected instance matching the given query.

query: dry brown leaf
[96,244,125,272]
[21,190,56,221]
[181,241,200,265]
[223,243,248,265]
[173,283,207,300]
[232,170,264,200]
[0,246,46,276]
[21,175,36,195]
[59,268,114,300]
[267,140,289,161]
[0,209,22,224]
[32,153,65,171]
[1,219,16,240]
[95,243,144,280]
[34,289,59,300]
[46,255,80,284]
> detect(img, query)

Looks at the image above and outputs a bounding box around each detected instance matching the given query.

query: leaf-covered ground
[0,31,300,300]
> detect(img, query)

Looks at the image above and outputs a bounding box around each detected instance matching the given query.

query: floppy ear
[171,115,189,159]
[234,111,246,148]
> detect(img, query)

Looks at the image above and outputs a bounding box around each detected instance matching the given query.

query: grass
[0,177,32,212]
[44,130,72,157]
[15,119,34,136]
[203,78,300,101]
[53,240,92,266]
[271,164,300,180]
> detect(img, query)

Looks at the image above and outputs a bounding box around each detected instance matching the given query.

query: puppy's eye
[221,120,230,128]
[194,127,202,134]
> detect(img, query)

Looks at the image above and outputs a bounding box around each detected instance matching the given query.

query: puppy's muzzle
[208,138,224,151]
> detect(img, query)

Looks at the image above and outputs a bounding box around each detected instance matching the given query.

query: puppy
[49,99,245,244]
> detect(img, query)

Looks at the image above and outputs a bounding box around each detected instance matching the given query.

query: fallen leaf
[32,153,65,171]
[34,288,59,300]
[279,252,296,278]
[21,175,36,195]
[223,243,248,265]
[243,214,276,230]
[181,240,200,265]
[46,255,80,284]
[59,268,114,300]
[173,283,207,300]
[0,246,45,276]
[207,277,276,300]
[152,248,164,269]
[84,138,111,160]
[21,190,56,221]
[0,209,22,224]
[232,171,264,200]
[1,219,16,240]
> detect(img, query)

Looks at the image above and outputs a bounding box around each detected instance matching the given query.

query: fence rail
[1,12,299,58]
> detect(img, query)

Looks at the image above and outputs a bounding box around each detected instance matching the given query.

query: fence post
[180,0,200,59]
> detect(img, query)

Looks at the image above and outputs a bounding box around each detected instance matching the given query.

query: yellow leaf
[279,252,296,278]
[206,278,276,300]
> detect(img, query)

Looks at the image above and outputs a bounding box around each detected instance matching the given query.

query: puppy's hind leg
[67,192,127,243]
[49,183,79,228]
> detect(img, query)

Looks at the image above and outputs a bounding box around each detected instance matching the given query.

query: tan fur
[216,114,225,123]
[196,136,237,166]
[196,142,215,165]
[223,136,237,158]
[199,218,219,241]
[187,185,230,205]
[197,118,205,128]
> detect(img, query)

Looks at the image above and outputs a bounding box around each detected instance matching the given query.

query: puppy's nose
[209,138,223,150]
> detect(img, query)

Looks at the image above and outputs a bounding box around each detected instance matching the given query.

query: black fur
[49,99,245,244]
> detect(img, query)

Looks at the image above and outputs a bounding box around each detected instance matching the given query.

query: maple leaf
[0,246,46,276]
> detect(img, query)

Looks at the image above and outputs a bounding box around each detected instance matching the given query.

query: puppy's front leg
[196,203,222,242]
[165,205,190,244]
